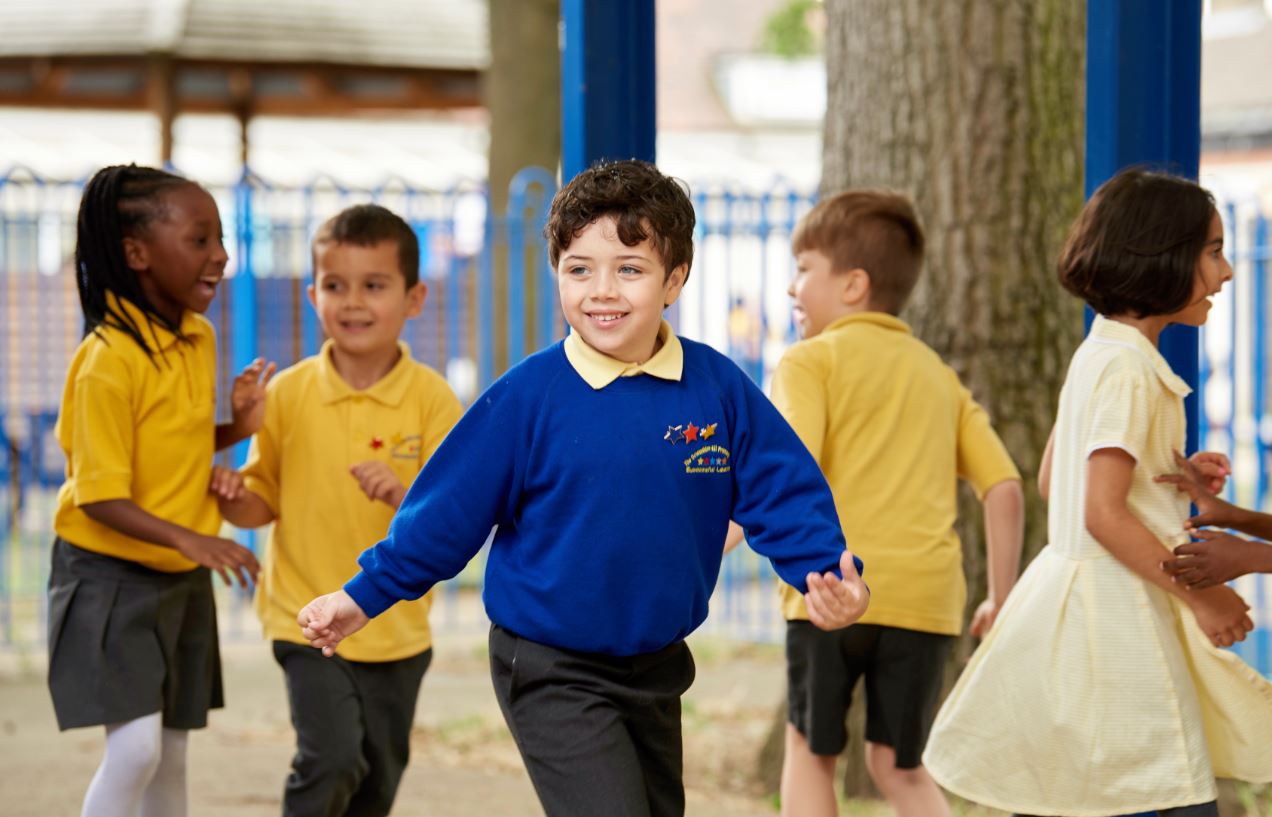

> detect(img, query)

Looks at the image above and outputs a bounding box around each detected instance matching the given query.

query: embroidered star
[701,423,717,440]
[664,425,685,444]
[684,422,700,443]
[370,437,384,450]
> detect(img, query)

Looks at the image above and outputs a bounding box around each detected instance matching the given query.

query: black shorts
[47,538,224,731]
[786,620,953,768]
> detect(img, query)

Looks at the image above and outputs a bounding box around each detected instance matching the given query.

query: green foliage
[762,0,820,59]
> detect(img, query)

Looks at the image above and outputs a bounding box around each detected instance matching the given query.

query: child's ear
[842,268,871,306]
[662,263,689,308]
[306,282,318,309]
[405,281,428,318]
[121,236,149,273]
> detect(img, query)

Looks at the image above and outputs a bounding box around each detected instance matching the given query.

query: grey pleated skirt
[46,537,224,731]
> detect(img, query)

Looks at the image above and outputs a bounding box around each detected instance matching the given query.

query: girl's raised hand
[804,549,869,631]
[230,357,277,436]
[298,590,370,657]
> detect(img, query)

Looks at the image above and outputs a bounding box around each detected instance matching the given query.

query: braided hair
[75,164,195,356]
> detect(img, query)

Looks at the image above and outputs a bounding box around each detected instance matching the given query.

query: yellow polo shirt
[243,341,462,661]
[54,296,220,572]
[772,312,1020,634]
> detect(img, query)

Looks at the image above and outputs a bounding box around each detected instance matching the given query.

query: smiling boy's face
[307,240,426,358]
[557,216,686,364]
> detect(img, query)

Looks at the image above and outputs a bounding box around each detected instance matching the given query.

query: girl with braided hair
[48,164,273,817]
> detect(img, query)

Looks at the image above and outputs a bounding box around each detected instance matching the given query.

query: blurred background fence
[2,165,1270,677]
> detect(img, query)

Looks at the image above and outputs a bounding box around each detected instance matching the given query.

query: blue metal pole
[231,175,258,468]
[560,0,656,181]
[1087,4,1203,811]
[1086,0,1202,454]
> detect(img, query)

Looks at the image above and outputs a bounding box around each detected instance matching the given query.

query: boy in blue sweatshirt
[299,159,869,817]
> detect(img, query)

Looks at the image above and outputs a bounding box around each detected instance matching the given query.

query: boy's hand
[968,599,1002,638]
[229,357,277,436]
[1163,530,1266,590]
[804,550,869,631]
[299,590,370,657]
[350,461,407,508]
[1184,583,1253,648]
[173,530,259,589]
[208,465,245,502]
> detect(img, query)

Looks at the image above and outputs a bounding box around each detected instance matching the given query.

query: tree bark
[486,0,560,371]
[762,0,1087,800]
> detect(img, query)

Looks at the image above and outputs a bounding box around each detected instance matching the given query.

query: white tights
[81,712,188,817]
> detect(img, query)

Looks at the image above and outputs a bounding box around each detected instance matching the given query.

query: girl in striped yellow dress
[923,169,1272,817]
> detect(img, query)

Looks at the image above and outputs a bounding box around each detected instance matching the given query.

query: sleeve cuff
[344,572,396,619]
[73,474,132,505]
[241,476,279,516]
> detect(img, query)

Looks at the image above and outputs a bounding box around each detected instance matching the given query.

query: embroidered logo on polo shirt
[684,444,730,474]
[390,434,422,460]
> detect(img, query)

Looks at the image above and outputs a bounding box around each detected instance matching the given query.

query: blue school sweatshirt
[344,336,857,656]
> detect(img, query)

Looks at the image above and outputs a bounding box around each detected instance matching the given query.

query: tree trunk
[760,0,1087,801]
[486,0,560,371]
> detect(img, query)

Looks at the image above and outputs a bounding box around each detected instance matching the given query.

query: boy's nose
[591,271,619,298]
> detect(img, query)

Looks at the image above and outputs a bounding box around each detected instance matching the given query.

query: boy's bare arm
[969,478,1024,637]
[209,467,276,528]
[723,521,746,554]
[217,491,275,529]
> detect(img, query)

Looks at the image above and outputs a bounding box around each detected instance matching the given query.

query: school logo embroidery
[390,433,422,460]
[684,444,730,474]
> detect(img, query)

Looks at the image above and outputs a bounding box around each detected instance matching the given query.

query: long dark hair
[75,164,195,356]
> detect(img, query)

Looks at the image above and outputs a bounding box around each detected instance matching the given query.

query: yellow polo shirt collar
[564,320,683,390]
[822,311,913,337]
[106,292,212,350]
[314,340,417,406]
[1089,315,1192,397]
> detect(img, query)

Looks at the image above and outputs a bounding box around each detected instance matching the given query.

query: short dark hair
[791,190,925,315]
[546,159,696,283]
[1058,169,1216,318]
[312,203,420,288]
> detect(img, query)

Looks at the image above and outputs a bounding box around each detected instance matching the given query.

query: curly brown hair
[546,159,696,283]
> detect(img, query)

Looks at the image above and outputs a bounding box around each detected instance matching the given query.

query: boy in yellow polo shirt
[769,191,1024,817]
[217,203,461,817]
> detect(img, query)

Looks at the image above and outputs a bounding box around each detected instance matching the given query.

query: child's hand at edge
[968,598,1002,639]
[804,549,869,631]
[350,461,407,508]
[230,357,277,436]
[1154,449,1232,520]
[1186,450,1231,494]
[299,590,370,657]
[208,465,245,502]
[1163,530,1267,590]
[174,530,259,589]
[1184,583,1253,648]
